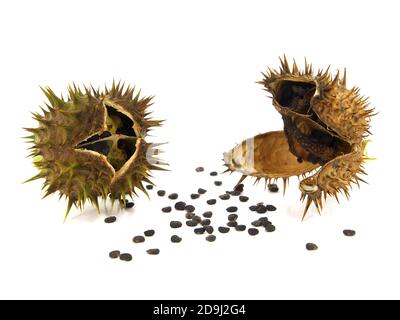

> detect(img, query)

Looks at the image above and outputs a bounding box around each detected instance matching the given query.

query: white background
[0,0,399,300]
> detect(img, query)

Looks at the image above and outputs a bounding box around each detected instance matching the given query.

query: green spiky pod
[25,82,165,218]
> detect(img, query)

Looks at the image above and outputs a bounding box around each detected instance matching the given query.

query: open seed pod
[25,82,166,219]
[224,56,375,219]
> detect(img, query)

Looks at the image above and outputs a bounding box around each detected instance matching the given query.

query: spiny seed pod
[24,81,166,219]
[224,56,375,220]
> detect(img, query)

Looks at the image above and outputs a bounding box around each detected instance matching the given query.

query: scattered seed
[146,185,154,190]
[228,190,241,196]
[306,243,318,251]
[185,205,196,212]
[249,205,258,212]
[194,227,206,235]
[185,212,195,219]
[109,250,120,259]
[170,221,182,228]
[258,217,269,223]
[195,167,204,172]
[119,253,132,262]
[162,206,172,213]
[227,221,238,228]
[234,184,244,192]
[133,236,145,243]
[174,201,186,210]
[248,228,259,236]
[256,205,267,214]
[202,211,213,218]
[125,202,135,209]
[191,193,200,199]
[268,184,279,192]
[171,235,182,243]
[168,193,179,200]
[226,206,238,213]
[104,216,117,224]
[251,220,263,227]
[186,220,198,227]
[266,205,276,211]
[157,190,166,197]
[210,171,218,176]
[227,213,238,221]
[206,235,216,242]
[201,219,211,226]
[205,225,214,234]
[147,249,160,255]
[144,229,155,237]
[207,199,217,205]
[239,196,249,202]
[198,188,207,195]
[214,181,223,186]
[218,226,230,233]
[343,229,356,237]
[235,225,247,231]
[219,194,230,200]
[265,224,276,232]
[193,216,202,223]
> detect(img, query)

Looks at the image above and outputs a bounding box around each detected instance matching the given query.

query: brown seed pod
[224,56,375,219]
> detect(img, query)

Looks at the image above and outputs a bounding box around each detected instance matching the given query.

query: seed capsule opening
[275,80,316,114]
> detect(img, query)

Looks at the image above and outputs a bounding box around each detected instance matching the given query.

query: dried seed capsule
[174,201,186,210]
[133,236,145,243]
[248,228,259,236]
[144,229,155,237]
[109,250,120,259]
[161,206,172,213]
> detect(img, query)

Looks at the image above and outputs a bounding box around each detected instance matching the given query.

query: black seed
[268,184,279,192]
[249,205,258,212]
[234,183,244,191]
[258,217,269,223]
[207,199,217,205]
[195,167,204,172]
[104,216,117,224]
[162,206,172,213]
[186,220,198,227]
[174,201,187,210]
[147,249,160,255]
[133,236,145,243]
[239,196,249,202]
[119,253,132,262]
[201,219,211,226]
[171,235,182,243]
[256,205,267,214]
[185,205,195,213]
[218,226,230,233]
[248,228,259,236]
[226,206,238,213]
[194,227,206,235]
[228,190,241,196]
[125,202,134,209]
[191,193,200,199]
[100,131,112,138]
[198,188,207,194]
[185,212,195,219]
[343,229,356,237]
[265,224,276,232]
[306,243,318,251]
[202,211,213,218]
[227,213,238,221]
[205,225,214,234]
[235,224,247,231]
[157,190,166,197]
[206,235,216,242]
[168,193,178,200]
[219,194,230,200]
[266,205,277,211]
[214,181,223,186]
[251,220,262,227]
[144,229,155,237]
[109,250,120,259]
[146,184,154,190]
[170,221,182,228]
[210,171,218,176]
[227,221,238,228]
